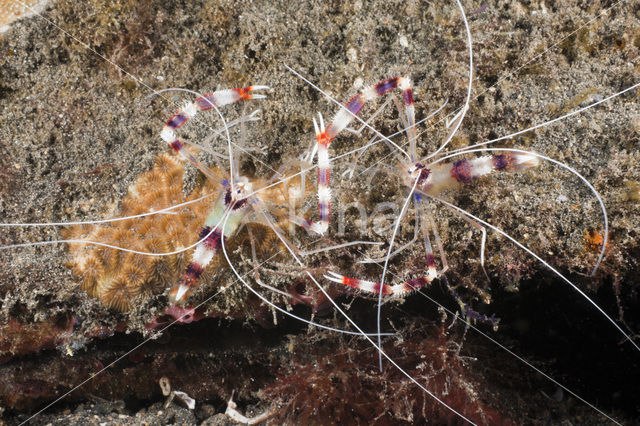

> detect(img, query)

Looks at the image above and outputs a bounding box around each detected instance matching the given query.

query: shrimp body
[406,152,541,196]
[170,179,252,302]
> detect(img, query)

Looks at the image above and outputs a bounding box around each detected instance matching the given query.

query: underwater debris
[160,376,196,410]
[225,392,274,425]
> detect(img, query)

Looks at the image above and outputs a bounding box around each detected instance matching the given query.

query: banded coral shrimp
[270,0,638,422]
[0,1,444,422]
[0,0,639,424]
[0,2,402,422]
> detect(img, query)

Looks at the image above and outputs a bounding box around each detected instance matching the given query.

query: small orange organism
[584,229,609,253]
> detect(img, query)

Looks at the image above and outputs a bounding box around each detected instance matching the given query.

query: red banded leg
[314,77,416,234]
[324,198,498,326]
[324,204,438,296]
[324,269,498,328]
[324,266,437,297]
[160,86,268,183]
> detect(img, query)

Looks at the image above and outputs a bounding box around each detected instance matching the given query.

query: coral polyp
[63,152,222,311]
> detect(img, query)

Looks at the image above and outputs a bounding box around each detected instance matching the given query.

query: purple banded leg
[441,275,499,330]
[160,86,268,182]
[312,77,415,234]
[314,77,415,147]
[169,226,223,303]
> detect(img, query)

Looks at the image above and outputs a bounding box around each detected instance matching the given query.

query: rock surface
[0,0,638,424]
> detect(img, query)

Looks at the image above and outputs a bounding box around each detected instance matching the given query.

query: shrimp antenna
[431,147,608,276]
[427,192,639,353]
[423,0,473,161]
[447,80,640,155]
[376,176,421,370]
[220,200,478,425]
